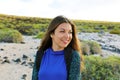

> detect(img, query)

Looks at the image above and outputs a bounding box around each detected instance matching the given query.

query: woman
[32,15,84,80]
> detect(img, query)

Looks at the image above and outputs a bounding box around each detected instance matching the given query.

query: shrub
[82,56,120,80]
[35,32,45,39]
[15,24,47,35]
[109,29,120,34]
[16,25,39,35]
[81,40,102,55]
[81,42,90,55]
[0,23,5,29]
[88,41,102,54]
[0,29,23,43]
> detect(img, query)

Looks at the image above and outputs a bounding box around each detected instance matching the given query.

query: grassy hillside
[73,20,120,33]
[0,14,51,35]
[0,14,120,35]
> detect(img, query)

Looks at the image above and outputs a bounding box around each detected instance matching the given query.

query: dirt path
[0,36,40,80]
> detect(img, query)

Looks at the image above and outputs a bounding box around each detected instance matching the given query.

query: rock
[21,61,26,65]
[22,54,28,60]
[28,61,34,68]
[21,74,27,80]
[0,48,4,51]
[12,58,21,63]
[2,59,10,64]
[3,56,8,59]
[21,41,25,44]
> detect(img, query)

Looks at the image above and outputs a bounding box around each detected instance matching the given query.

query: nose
[64,33,70,39]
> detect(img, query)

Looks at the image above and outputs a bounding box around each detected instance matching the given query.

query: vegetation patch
[110,29,120,34]
[0,29,23,43]
[35,32,45,39]
[82,56,120,80]
[81,40,102,55]
[0,14,120,35]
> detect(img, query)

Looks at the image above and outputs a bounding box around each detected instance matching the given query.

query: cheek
[69,35,73,40]
[55,33,63,39]
[71,34,73,38]
[52,35,61,42]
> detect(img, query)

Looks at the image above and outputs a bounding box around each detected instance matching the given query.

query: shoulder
[69,50,81,80]
[72,50,80,60]
[70,50,80,66]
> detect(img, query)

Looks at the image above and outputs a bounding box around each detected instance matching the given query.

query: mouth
[62,40,69,45]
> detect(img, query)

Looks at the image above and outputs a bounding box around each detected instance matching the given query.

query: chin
[62,45,68,48]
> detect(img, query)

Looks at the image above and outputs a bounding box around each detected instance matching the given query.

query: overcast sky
[0,0,120,22]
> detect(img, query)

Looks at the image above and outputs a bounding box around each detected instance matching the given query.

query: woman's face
[51,23,73,51]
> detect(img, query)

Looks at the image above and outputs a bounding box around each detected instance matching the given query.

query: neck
[52,46,64,51]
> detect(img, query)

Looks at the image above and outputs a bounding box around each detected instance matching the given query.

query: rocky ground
[78,32,120,55]
[0,33,120,80]
[0,36,40,80]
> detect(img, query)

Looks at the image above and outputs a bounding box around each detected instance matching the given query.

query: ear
[50,34,53,38]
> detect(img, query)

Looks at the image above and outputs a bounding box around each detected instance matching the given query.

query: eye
[69,31,73,34]
[60,30,65,33]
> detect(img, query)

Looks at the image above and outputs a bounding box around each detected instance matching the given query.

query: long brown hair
[39,15,84,71]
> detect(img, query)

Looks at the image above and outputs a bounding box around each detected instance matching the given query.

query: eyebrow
[59,28,72,31]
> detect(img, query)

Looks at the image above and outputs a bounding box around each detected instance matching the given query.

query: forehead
[56,23,72,30]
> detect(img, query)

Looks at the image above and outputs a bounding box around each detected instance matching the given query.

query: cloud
[0,0,120,22]
[0,0,54,17]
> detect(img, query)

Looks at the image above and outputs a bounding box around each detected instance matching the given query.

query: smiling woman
[32,15,84,80]
[50,22,73,51]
